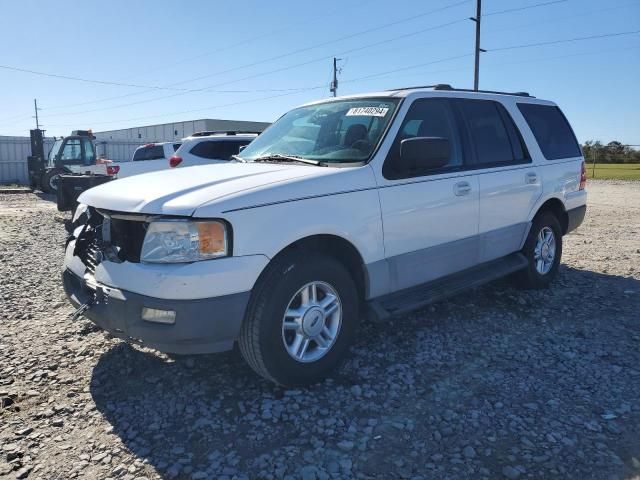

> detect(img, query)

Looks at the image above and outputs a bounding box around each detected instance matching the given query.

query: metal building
[95,118,271,142]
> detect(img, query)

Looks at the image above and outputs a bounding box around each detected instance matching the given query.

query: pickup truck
[62,85,587,386]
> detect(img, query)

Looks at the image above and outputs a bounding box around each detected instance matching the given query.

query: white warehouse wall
[96,118,270,142]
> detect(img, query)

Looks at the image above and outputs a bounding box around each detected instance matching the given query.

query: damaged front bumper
[62,268,250,354]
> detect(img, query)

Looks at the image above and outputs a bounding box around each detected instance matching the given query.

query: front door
[376,98,479,292]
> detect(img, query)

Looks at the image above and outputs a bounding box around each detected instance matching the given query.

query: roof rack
[388,84,533,97]
[189,130,262,137]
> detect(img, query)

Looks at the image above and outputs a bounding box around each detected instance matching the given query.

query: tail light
[107,165,120,176]
[169,156,183,168]
[579,161,587,190]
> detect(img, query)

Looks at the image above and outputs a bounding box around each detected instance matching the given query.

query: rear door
[454,98,540,263]
[377,97,480,292]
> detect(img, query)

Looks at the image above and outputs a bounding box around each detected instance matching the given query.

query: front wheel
[515,212,563,289]
[42,169,63,193]
[239,252,358,386]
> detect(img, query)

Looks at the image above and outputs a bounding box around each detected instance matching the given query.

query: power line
[39,14,474,118]
[35,0,472,112]
[116,0,376,82]
[0,63,318,94]
[26,43,640,133]
[489,30,640,52]
[2,0,571,122]
[484,0,568,17]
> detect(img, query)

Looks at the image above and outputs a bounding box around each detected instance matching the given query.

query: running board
[368,252,528,321]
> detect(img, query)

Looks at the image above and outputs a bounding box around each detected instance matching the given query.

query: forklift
[27,129,109,193]
[27,129,114,213]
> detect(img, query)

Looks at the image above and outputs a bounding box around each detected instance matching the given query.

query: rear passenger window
[383,98,463,179]
[190,140,251,160]
[457,99,528,166]
[133,145,164,161]
[517,103,581,160]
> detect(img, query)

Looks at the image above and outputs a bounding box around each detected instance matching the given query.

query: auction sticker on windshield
[346,106,389,117]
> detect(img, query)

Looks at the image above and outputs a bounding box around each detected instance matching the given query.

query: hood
[78,162,352,216]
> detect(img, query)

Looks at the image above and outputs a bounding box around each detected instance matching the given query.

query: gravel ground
[1,181,639,480]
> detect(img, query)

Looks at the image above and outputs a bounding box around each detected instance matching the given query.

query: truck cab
[42,130,107,192]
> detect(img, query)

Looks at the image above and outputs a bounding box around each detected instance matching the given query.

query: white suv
[107,142,181,179]
[169,131,258,168]
[63,85,587,386]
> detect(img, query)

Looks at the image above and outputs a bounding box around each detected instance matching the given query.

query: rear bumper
[566,204,586,234]
[63,269,250,354]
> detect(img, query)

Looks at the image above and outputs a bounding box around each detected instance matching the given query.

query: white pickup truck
[63,85,587,386]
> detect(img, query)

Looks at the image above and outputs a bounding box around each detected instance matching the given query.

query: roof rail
[189,130,262,137]
[386,84,451,92]
[388,84,533,97]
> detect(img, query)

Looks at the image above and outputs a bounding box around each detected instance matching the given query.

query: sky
[0,0,638,144]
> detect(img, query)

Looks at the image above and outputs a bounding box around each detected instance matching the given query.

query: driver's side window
[383,98,463,179]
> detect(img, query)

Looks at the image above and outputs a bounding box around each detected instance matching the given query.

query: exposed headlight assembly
[140,220,229,263]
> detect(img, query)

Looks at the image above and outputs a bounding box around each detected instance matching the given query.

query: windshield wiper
[253,154,324,166]
[231,154,247,163]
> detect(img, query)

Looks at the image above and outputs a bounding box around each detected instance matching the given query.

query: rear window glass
[173,143,181,152]
[457,99,524,166]
[517,104,581,160]
[190,140,251,160]
[133,145,165,161]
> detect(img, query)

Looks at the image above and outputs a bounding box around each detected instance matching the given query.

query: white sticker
[346,106,389,117]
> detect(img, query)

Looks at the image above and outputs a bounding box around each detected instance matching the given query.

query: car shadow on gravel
[89,265,640,479]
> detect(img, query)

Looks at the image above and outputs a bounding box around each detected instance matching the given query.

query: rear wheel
[239,252,358,386]
[515,211,563,289]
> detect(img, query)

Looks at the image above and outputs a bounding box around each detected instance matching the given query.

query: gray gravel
[1,181,639,480]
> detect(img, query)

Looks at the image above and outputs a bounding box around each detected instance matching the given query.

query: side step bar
[368,252,528,321]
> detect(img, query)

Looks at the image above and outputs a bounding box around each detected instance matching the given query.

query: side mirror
[399,137,450,171]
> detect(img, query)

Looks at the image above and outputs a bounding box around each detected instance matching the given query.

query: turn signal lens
[198,222,227,255]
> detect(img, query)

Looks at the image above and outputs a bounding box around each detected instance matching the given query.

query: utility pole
[470,0,485,91]
[33,98,41,130]
[330,57,341,97]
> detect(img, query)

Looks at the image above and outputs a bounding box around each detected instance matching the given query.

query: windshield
[238,98,400,164]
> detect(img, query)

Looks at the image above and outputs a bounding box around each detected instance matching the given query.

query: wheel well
[271,235,367,301]
[536,198,568,234]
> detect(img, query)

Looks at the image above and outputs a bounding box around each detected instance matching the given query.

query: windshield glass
[238,98,400,163]
[47,139,63,164]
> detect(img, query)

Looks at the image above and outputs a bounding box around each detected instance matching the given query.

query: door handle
[525,171,538,184]
[454,181,472,196]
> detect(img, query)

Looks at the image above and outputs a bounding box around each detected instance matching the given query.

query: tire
[42,169,62,193]
[239,251,359,386]
[515,211,563,289]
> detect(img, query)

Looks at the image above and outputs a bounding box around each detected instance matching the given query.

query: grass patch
[586,163,640,180]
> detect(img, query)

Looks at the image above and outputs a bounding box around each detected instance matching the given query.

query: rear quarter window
[517,103,581,160]
[133,145,165,161]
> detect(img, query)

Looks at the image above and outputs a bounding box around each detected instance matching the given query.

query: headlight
[72,203,88,223]
[140,220,229,263]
